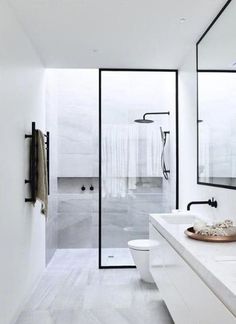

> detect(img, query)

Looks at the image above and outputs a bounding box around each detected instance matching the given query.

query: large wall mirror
[197,0,236,189]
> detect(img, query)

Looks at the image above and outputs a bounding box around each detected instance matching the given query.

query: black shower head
[134,111,170,124]
[134,118,154,123]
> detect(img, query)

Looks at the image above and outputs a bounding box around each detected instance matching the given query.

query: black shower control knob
[90,185,94,191]
[81,185,86,191]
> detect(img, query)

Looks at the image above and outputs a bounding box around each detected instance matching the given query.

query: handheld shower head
[160,126,164,142]
[160,126,170,180]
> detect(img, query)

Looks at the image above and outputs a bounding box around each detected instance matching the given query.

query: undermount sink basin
[160,214,199,225]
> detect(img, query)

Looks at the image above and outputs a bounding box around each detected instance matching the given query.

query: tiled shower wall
[57,176,169,249]
[56,70,99,248]
[46,70,99,252]
[101,177,170,248]
[56,70,98,178]
[57,177,98,248]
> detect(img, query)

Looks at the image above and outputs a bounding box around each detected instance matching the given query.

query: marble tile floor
[15,249,173,324]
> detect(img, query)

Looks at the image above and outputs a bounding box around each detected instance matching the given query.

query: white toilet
[128,239,159,283]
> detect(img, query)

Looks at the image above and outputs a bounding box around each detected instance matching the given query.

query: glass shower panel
[100,70,176,267]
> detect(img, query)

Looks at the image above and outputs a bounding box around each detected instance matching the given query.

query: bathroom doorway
[99,69,179,268]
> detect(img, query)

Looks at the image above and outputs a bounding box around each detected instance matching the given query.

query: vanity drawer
[164,240,235,323]
[149,224,194,324]
[150,223,236,324]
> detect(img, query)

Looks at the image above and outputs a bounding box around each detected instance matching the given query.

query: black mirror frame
[196,0,236,190]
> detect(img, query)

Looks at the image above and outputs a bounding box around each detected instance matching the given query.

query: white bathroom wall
[179,50,236,222]
[0,2,46,324]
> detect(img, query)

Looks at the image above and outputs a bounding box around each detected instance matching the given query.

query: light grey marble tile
[101,224,133,248]
[51,309,101,324]
[56,175,171,250]
[58,154,97,177]
[58,198,94,213]
[57,211,92,231]
[58,217,95,248]
[15,311,53,324]
[15,249,173,324]
[56,177,99,249]
[46,195,58,264]
[58,177,99,194]
[46,217,58,264]
[58,129,94,155]
[101,248,134,267]
[101,211,130,227]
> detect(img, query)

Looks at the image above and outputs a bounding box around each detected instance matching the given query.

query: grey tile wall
[56,70,98,178]
[46,195,58,264]
[101,177,171,248]
[57,177,98,248]
[57,176,171,250]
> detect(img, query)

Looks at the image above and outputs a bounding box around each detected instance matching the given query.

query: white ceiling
[8,0,226,68]
[198,0,236,70]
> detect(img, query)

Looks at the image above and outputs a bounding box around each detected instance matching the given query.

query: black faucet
[187,197,217,211]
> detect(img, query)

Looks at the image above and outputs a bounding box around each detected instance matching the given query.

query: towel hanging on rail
[25,122,50,217]
[36,129,48,216]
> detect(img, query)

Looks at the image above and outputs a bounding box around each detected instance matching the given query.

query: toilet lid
[128,239,159,251]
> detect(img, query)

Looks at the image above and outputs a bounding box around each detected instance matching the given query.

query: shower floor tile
[101,248,134,267]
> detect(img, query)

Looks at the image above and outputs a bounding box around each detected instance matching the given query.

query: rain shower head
[134,118,154,123]
[134,111,170,124]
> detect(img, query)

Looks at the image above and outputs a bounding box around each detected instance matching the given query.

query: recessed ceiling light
[180,17,186,23]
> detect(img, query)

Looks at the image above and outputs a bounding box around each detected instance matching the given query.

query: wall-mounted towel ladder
[25,122,50,202]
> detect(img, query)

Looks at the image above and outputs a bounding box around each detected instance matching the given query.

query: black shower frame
[99,68,179,269]
[196,0,236,190]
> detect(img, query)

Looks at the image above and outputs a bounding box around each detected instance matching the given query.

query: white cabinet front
[149,223,236,324]
[149,224,193,324]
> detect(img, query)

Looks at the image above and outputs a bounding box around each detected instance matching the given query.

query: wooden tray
[184,227,236,243]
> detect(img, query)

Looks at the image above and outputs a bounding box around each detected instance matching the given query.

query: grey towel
[36,129,48,217]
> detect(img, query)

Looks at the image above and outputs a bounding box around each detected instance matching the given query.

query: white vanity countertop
[150,213,236,317]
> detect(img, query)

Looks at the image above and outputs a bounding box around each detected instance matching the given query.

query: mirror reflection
[197,0,236,188]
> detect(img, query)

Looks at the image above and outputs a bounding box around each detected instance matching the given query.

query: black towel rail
[25,122,50,202]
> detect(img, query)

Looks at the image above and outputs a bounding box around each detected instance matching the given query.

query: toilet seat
[128,239,159,251]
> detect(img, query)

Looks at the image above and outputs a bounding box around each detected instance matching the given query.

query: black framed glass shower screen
[99,69,179,268]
